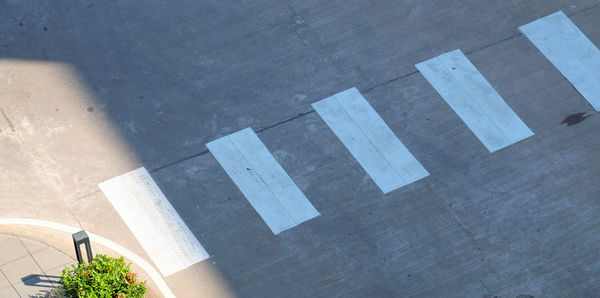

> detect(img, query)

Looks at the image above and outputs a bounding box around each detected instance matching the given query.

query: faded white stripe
[207,128,319,235]
[99,167,209,277]
[312,87,429,193]
[416,49,534,152]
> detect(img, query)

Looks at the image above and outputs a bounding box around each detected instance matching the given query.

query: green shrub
[60,254,146,298]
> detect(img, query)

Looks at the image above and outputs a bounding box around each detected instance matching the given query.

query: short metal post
[72,230,93,264]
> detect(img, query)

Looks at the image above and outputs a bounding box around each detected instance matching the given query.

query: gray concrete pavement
[2,0,600,297]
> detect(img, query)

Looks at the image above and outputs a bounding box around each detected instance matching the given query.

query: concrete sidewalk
[0,235,73,298]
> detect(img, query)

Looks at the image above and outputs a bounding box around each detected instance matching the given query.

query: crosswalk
[97,10,599,277]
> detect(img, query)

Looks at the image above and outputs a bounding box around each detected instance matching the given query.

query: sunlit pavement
[0,235,72,297]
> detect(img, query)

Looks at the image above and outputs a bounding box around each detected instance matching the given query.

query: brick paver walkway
[0,235,74,297]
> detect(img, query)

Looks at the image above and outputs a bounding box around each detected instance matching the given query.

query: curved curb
[0,218,175,298]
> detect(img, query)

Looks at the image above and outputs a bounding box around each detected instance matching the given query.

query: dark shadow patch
[21,274,57,288]
[561,112,591,126]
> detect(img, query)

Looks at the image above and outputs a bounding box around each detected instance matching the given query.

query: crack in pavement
[0,108,16,132]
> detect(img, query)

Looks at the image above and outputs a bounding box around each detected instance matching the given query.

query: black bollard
[72,230,93,264]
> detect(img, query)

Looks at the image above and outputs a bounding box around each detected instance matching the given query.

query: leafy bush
[60,254,146,297]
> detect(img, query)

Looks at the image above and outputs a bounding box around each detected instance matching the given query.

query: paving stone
[43,266,65,288]
[0,255,42,285]
[14,275,54,298]
[0,236,28,266]
[0,271,9,290]
[20,238,48,254]
[0,287,19,298]
[31,247,74,273]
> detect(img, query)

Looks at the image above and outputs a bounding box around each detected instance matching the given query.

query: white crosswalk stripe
[312,87,429,193]
[519,10,600,111]
[207,127,319,235]
[416,49,534,153]
[99,167,209,277]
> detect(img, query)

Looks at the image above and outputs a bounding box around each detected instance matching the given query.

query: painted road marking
[207,128,319,235]
[98,167,209,277]
[520,11,600,111]
[416,49,534,152]
[312,87,429,193]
